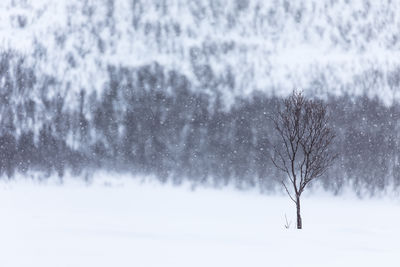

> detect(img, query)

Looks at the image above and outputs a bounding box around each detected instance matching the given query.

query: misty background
[0,0,399,195]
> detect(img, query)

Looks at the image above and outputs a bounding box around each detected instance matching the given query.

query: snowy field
[1,174,400,267]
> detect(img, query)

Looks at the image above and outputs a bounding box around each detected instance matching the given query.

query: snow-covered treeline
[0,57,399,194]
[0,0,400,194]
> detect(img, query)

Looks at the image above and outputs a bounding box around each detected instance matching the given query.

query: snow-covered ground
[1,173,399,267]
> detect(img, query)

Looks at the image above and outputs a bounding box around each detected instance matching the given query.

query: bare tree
[271,91,336,229]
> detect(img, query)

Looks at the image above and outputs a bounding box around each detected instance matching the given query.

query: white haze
[1,173,399,267]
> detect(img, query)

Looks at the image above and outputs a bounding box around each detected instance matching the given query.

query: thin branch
[281,181,296,203]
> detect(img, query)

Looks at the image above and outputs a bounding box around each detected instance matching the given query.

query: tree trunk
[296,196,302,229]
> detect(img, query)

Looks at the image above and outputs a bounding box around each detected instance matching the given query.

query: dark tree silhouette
[271,91,336,229]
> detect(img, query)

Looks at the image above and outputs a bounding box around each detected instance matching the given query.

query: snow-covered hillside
[1,174,399,267]
[1,0,400,105]
[0,1,399,194]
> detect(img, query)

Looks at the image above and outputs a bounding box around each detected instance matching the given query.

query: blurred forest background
[1,0,400,195]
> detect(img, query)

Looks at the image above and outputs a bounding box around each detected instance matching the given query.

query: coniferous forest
[1,0,400,195]
[1,56,399,195]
